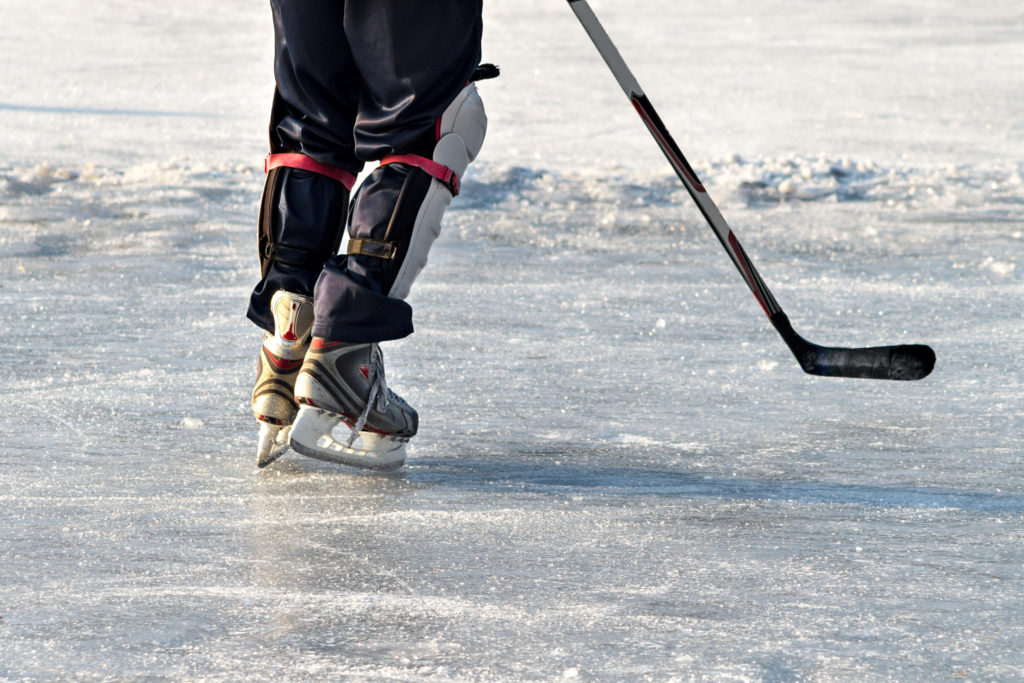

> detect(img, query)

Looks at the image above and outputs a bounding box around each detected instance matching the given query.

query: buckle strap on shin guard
[265,153,357,191]
[271,244,324,269]
[380,154,459,196]
[347,238,397,261]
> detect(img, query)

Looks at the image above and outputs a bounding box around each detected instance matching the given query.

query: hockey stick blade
[771,312,935,380]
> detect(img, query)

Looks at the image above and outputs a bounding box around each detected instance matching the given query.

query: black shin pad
[247,166,350,332]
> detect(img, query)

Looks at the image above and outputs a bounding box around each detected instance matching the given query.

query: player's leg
[291,0,490,469]
[248,0,364,466]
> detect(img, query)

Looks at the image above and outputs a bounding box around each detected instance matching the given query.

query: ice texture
[1,0,1023,680]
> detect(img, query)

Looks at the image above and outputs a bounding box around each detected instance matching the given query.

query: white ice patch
[980,257,1016,277]
[698,153,1020,208]
[616,434,661,447]
[449,157,1024,253]
[0,160,257,259]
[4,155,1019,261]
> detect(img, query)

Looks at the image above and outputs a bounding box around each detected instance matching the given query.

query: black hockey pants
[247,0,484,342]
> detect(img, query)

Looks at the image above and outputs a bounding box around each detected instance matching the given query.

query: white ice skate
[290,340,417,471]
[251,290,314,467]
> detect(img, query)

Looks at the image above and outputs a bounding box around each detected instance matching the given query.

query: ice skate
[290,340,417,471]
[252,290,314,467]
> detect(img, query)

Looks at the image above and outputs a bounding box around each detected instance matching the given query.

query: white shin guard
[387,83,487,299]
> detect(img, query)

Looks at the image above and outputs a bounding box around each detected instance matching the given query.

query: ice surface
[2,0,1023,680]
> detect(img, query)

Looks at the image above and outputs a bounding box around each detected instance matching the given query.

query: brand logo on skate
[283,302,301,342]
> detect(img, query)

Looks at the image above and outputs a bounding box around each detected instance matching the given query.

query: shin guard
[257,165,351,280]
[248,163,352,331]
[347,83,487,300]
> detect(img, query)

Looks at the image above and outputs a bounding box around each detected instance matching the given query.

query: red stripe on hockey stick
[728,231,772,317]
[631,97,706,193]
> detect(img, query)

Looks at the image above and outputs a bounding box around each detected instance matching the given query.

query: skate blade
[289,406,407,471]
[257,422,291,468]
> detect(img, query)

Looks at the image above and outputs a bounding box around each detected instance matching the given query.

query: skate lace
[346,345,391,447]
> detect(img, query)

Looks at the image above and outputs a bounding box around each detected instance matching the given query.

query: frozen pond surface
[2,0,1023,680]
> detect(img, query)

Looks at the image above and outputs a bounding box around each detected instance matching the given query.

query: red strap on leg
[380,154,459,196]
[264,153,357,191]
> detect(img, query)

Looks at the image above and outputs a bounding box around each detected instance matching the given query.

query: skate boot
[289,340,417,470]
[252,290,314,467]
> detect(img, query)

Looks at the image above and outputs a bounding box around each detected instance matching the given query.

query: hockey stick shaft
[567,0,935,381]
[567,0,778,317]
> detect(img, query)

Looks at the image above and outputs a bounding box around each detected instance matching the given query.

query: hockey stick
[567,0,935,380]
